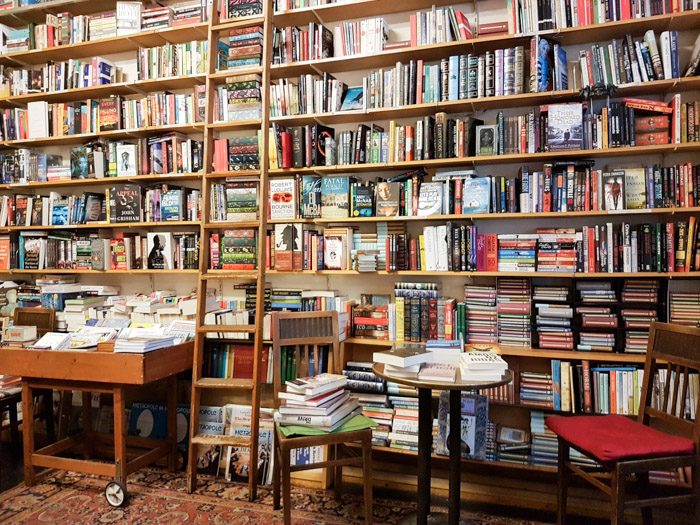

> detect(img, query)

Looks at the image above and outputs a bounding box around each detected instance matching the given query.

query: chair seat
[546,414,696,463]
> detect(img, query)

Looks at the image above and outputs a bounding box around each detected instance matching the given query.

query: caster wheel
[105,480,128,507]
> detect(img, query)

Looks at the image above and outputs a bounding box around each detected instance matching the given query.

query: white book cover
[27,101,48,138]
[147,232,174,270]
[116,143,138,177]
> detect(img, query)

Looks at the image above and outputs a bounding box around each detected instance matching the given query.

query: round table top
[373,363,513,391]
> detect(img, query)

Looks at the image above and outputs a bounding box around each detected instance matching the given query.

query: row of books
[509,0,687,34]
[271,22,333,64]
[201,343,272,382]
[578,31,681,88]
[3,90,203,142]
[1,1,207,55]
[218,25,263,71]
[0,57,124,97]
[210,181,257,222]
[218,0,262,20]
[6,230,199,271]
[670,291,700,327]
[136,40,209,80]
[265,163,700,223]
[213,74,262,122]
[209,229,257,270]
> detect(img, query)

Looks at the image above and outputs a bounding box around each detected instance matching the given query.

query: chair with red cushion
[547,322,700,525]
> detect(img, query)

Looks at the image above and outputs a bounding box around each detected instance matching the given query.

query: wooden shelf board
[0,75,207,107]
[2,123,205,148]
[209,67,264,83]
[208,119,262,132]
[0,173,202,190]
[267,207,700,225]
[211,15,265,32]
[203,221,260,229]
[201,270,260,279]
[206,170,261,180]
[195,377,254,389]
[269,143,700,175]
[0,0,119,26]
[266,269,700,278]
[1,269,198,275]
[0,221,198,232]
[198,325,256,333]
[0,22,209,66]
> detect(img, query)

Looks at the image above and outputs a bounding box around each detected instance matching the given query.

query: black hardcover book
[291,126,303,168]
[109,184,142,223]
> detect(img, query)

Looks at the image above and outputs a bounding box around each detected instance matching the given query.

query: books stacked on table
[417,362,456,383]
[459,351,508,382]
[426,338,463,362]
[373,343,433,375]
[669,291,700,327]
[114,335,176,353]
[519,370,553,409]
[274,373,360,432]
[533,286,574,350]
[388,396,419,451]
[463,285,497,343]
[620,280,660,353]
[497,278,531,347]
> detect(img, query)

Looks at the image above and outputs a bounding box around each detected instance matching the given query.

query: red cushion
[546,414,695,463]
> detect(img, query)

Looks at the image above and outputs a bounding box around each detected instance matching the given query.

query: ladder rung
[198,325,257,333]
[191,434,251,447]
[195,377,254,389]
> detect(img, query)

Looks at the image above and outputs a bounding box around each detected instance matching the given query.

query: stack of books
[669,291,700,327]
[88,12,118,40]
[417,362,456,383]
[519,371,553,409]
[114,335,176,353]
[620,280,660,353]
[141,5,173,30]
[459,351,508,382]
[342,361,386,396]
[497,234,537,272]
[463,285,498,343]
[536,230,577,273]
[221,0,262,20]
[494,425,531,465]
[388,397,419,451]
[355,396,393,447]
[172,1,204,26]
[533,286,573,350]
[497,278,531,348]
[221,26,263,71]
[216,75,262,122]
[529,411,558,468]
[373,344,432,378]
[274,373,360,432]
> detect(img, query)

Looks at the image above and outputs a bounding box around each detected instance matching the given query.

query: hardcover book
[99,97,121,132]
[269,178,296,220]
[161,188,185,221]
[116,143,138,177]
[274,223,301,271]
[109,184,142,222]
[351,182,374,217]
[602,172,625,211]
[476,125,497,156]
[547,103,583,151]
[461,178,491,214]
[623,168,647,210]
[375,181,400,217]
[147,232,174,270]
[320,175,350,218]
[301,175,322,218]
[417,182,444,216]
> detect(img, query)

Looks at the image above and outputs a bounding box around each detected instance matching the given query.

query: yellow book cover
[268,128,279,169]
[419,234,425,270]
[395,296,404,341]
[388,120,396,163]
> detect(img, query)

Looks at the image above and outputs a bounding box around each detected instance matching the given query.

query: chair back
[13,307,55,337]
[271,310,339,409]
[639,322,700,444]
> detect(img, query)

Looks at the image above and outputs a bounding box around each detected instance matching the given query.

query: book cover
[340,86,363,111]
[417,182,443,216]
[99,97,120,132]
[602,172,625,211]
[476,125,497,156]
[301,175,321,218]
[351,182,374,217]
[323,229,347,270]
[623,168,647,210]
[547,103,583,151]
[268,178,296,220]
[160,188,184,221]
[70,146,89,179]
[320,175,350,218]
[461,178,491,214]
[274,223,300,271]
[375,181,400,217]
[116,143,138,177]
[109,184,142,222]
[147,232,174,270]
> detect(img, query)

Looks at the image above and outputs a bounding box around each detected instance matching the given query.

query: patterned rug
[0,468,549,524]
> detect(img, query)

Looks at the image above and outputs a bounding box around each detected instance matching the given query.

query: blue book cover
[160,189,183,221]
[320,175,350,218]
[461,177,491,214]
[551,359,561,411]
[128,402,168,439]
[448,55,459,101]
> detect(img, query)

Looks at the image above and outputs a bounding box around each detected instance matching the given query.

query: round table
[373,363,513,525]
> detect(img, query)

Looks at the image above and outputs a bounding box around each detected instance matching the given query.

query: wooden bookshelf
[0,173,203,190]
[0,221,199,232]
[265,269,700,278]
[0,269,199,275]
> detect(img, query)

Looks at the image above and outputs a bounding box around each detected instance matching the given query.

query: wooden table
[0,342,193,505]
[374,363,513,525]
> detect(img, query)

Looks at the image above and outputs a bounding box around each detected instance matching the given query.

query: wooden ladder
[186,0,273,502]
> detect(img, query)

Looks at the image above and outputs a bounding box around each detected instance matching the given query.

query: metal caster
[105,480,128,507]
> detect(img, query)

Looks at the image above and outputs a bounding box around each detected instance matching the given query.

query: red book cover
[620,0,631,20]
[584,169,591,211]
[416,59,424,105]
[454,179,462,215]
[666,222,675,272]
[476,234,486,271]
[587,227,595,273]
[591,169,599,211]
[280,130,292,168]
[409,238,417,270]
[232,345,254,379]
[485,234,498,271]
[635,132,670,146]
[409,14,417,47]
[582,360,592,413]
[543,164,552,212]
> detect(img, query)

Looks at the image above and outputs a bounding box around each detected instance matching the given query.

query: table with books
[373,344,512,525]
[0,340,193,507]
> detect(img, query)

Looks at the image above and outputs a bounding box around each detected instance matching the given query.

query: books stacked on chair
[274,373,361,432]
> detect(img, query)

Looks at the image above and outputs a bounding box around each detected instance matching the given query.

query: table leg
[82,392,94,458]
[113,386,127,485]
[8,400,20,448]
[21,382,35,486]
[448,390,462,525]
[166,376,178,472]
[417,387,432,525]
[42,390,55,442]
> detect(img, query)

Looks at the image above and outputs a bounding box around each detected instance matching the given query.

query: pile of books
[388,396,419,451]
[497,234,537,272]
[221,0,262,19]
[536,230,577,273]
[494,425,530,465]
[519,370,553,409]
[352,303,390,341]
[0,375,21,397]
[463,285,497,343]
[209,229,257,270]
[172,1,204,26]
[529,411,558,467]
[373,343,432,377]
[459,351,507,382]
[669,291,700,327]
[114,335,176,353]
[620,280,660,353]
[497,278,531,347]
[533,286,573,350]
[274,373,361,432]
[342,361,386,396]
[222,26,263,71]
[216,74,262,122]
[141,5,173,30]
[88,12,118,41]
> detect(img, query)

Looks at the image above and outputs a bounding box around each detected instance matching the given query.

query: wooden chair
[547,322,700,524]
[271,311,373,525]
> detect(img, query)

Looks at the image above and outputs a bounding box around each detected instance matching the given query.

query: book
[116,143,138,177]
[147,232,174,270]
[547,103,582,151]
[476,125,497,156]
[623,168,647,210]
[301,175,322,218]
[269,178,296,220]
[375,182,401,217]
[602,172,625,211]
[417,182,443,216]
[109,184,142,222]
[373,345,433,368]
[461,178,491,214]
[320,175,350,219]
